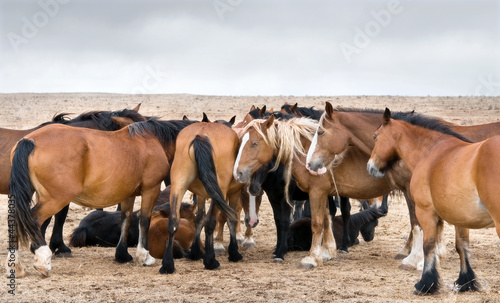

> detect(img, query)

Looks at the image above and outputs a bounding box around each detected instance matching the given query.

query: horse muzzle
[306,161,327,175]
[245,217,259,228]
[367,159,385,178]
[234,169,251,183]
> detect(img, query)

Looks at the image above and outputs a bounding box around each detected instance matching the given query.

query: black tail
[190,135,237,221]
[69,227,88,247]
[9,139,42,246]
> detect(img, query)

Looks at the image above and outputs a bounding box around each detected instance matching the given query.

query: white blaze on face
[233,132,250,180]
[306,127,319,166]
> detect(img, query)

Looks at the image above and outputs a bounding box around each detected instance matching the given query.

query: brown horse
[8,118,195,277]
[368,108,500,295]
[160,121,243,274]
[1,104,146,258]
[234,115,393,268]
[306,102,500,270]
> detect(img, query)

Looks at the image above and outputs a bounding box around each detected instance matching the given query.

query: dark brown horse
[9,118,194,277]
[160,121,244,274]
[368,109,500,295]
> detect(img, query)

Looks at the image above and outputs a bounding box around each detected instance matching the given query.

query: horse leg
[396,191,418,259]
[203,201,221,270]
[214,209,226,254]
[338,196,351,252]
[273,195,292,263]
[135,188,159,266]
[5,232,26,278]
[413,207,442,295]
[114,197,135,263]
[300,190,327,269]
[321,199,336,261]
[226,190,243,262]
[187,196,205,261]
[243,192,261,250]
[454,226,480,292]
[49,205,72,257]
[400,225,424,271]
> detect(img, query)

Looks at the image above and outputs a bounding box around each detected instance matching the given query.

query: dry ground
[0,94,499,303]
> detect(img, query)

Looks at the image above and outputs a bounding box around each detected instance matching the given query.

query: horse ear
[182,115,189,121]
[325,102,334,118]
[383,108,391,124]
[290,103,298,113]
[202,113,210,123]
[229,116,236,126]
[250,105,256,111]
[133,103,141,112]
[263,114,275,130]
[111,116,135,128]
[259,105,267,117]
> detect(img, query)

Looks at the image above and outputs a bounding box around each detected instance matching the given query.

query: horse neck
[336,112,381,156]
[394,123,458,172]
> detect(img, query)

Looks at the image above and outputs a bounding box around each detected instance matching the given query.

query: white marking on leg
[402,225,424,270]
[305,127,319,166]
[247,187,259,227]
[33,245,52,276]
[233,132,250,180]
[136,224,155,266]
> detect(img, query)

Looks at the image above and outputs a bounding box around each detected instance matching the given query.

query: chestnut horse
[234,116,393,268]
[160,121,243,274]
[1,105,146,258]
[306,101,500,270]
[9,118,194,277]
[368,108,500,295]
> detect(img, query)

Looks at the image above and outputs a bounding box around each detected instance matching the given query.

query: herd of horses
[4,101,500,295]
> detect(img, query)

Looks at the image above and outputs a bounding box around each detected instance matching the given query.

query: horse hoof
[394,253,408,260]
[159,266,175,274]
[34,266,49,277]
[142,254,156,266]
[300,256,318,269]
[214,243,225,255]
[398,263,416,271]
[115,254,133,263]
[273,258,284,263]
[228,253,243,263]
[204,260,220,270]
[242,239,256,250]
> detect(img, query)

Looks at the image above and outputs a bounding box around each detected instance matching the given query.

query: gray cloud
[1,0,499,96]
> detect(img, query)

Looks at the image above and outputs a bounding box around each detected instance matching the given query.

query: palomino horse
[160,121,243,274]
[234,115,393,268]
[1,104,146,259]
[9,118,195,277]
[367,108,500,295]
[306,101,500,270]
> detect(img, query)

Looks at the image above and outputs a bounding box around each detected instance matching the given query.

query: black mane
[282,104,324,120]
[42,109,149,131]
[128,119,197,146]
[391,112,473,143]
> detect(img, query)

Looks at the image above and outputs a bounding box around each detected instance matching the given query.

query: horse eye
[373,135,377,141]
[252,141,258,146]
[317,130,325,136]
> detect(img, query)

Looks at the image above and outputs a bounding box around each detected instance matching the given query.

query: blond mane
[238,117,319,204]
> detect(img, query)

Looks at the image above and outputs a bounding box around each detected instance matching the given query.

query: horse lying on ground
[368,108,500,295]
[69,187,197,258]
[288,198,388,251]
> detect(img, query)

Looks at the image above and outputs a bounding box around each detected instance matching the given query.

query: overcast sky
[1,0,499,96]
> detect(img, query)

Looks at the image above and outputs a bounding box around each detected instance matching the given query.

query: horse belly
[435,196,494,229]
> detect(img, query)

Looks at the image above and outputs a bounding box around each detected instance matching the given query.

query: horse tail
[190,135,237,222]
[9,138,42,247]
[69,227,88,247]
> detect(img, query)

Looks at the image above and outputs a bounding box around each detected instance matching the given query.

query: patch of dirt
[0,94,499,302]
